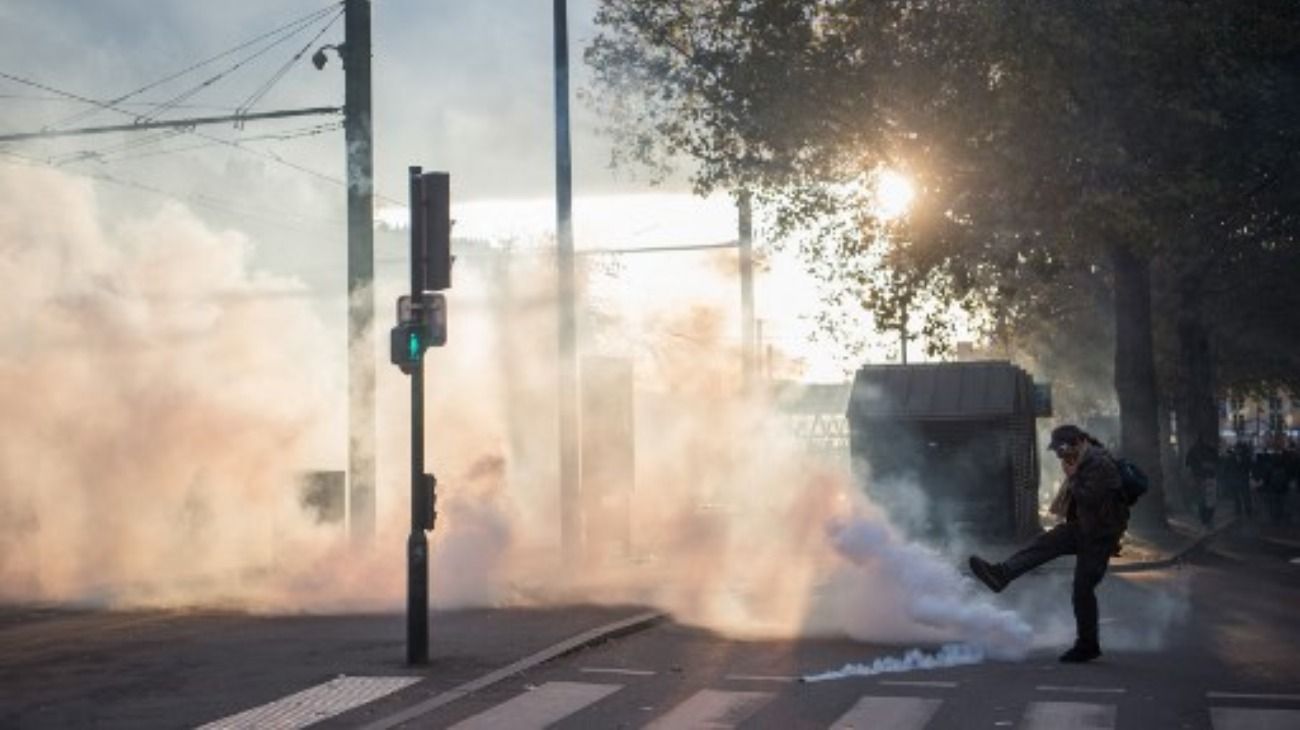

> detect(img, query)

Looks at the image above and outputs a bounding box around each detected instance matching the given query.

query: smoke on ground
[0,166,1149,661]
[802,643,985,682]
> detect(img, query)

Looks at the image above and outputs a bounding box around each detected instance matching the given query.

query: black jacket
[1064,446,1129,539]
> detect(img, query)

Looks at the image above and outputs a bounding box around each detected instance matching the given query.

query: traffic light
[420,172,452,292]
[390,322,425,375]
[390,293,447,375]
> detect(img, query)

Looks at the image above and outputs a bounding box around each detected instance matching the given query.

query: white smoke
[819,515,1034,660]
[0,166,1049,664]
[802,643,984,682]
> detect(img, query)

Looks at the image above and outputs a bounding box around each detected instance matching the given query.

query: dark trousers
[1001,523,1117,647]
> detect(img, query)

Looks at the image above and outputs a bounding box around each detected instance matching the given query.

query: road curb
[1111,520,1236,573]
[359,609,664,730]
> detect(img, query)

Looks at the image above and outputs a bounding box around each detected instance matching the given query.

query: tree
[587,0,1300,531]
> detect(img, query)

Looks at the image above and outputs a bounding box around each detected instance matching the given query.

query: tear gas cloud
[0,166,1170,662]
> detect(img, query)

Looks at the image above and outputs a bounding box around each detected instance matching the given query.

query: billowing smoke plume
[0,166,336,603]
[0,166,1041,661]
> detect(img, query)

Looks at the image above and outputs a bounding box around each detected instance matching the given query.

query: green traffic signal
[408,330,422,361]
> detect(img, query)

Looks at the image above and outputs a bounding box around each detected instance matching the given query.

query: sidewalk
[0,603,663,729]
[1108,512,1236,572]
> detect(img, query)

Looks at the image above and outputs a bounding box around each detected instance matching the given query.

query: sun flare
[873,169,916,221]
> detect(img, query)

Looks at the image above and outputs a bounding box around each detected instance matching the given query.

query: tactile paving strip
[198,675,421,729]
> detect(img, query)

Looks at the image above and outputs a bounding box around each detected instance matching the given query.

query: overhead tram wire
[0,71,401,206]
[0,94,241,114]
[19,3,342,168]
[96,121,343,165]
[49,128,189,166]
[235,8,346,117]
[50,1,343,129]
[137,7,343,124]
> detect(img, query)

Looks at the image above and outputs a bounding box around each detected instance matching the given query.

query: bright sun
[873,169,916,221]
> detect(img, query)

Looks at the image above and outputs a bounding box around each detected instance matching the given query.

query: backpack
[1113,457,1149,506]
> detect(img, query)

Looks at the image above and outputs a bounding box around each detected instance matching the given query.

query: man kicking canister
[968,424,1129,663]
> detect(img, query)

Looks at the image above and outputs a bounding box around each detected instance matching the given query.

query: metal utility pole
[900,309,910,365]
[554,0,580,566]
[344,0,376,544]
[738,191,756,389]
[406,169,429,665]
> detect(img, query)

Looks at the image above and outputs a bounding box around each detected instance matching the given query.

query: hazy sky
[0,0,869,378]
[0,1,727,311]
[0,0,640,203]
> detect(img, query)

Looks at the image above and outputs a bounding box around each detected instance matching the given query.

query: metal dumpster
[846,361,1049,541]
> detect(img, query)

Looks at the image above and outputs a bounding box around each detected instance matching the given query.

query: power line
[51,2,343,129]
[0,107,341,144]
[94,122,343,164]
[0,71,399,204]
[139,9,342,123]
[236,7,346,116]
[49,128,188,166]
[0,94,241,113]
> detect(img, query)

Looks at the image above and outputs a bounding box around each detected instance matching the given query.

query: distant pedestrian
[1258,448,1294,525]
[1186,437,1219,528]
[968,424,1129,663]
[1224,443,1253,519]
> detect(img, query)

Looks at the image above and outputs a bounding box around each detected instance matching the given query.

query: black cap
[1048,424,1086,452]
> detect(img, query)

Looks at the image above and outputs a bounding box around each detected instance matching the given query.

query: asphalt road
[2,526,1297,729]
[382,526,1300,729]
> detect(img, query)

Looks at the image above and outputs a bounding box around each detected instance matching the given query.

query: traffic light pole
[391,167,449,665]
[407,166,430,665]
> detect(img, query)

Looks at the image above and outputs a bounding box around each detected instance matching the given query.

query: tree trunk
[1177,276,1219,447]
[1110,242,1168,532]
[1173,270,1219,514]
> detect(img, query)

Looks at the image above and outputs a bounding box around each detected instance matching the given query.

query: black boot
[1058,641,1102,663]
[968,555,1009,593]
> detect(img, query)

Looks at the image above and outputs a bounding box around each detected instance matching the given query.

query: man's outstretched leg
[970,524,1076,594]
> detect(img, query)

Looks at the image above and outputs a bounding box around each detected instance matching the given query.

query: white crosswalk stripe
[829,695,942,730]
[1022,701,1116,730]
[1211,707,1300,730]
[643,689,773,729]
[445,681,621,730]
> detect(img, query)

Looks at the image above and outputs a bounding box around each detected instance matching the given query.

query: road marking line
[644,689,772,729]
[1211,707,1300,730]
[724,674,799,683]
[446,681,620,730]
[1036,685,1127,694]
[581,667,657,676]
[197,676,420,730]
[1208,692,1300,702]
[830,695,942,730]
[879,680,959,688]
[1022,701,1116,730]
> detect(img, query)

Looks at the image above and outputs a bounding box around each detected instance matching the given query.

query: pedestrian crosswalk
[1021,700,1116,730]
[447,682,621,730]
[643,689,771,729]
[829,696,941,730]
[431,680,1300,730]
